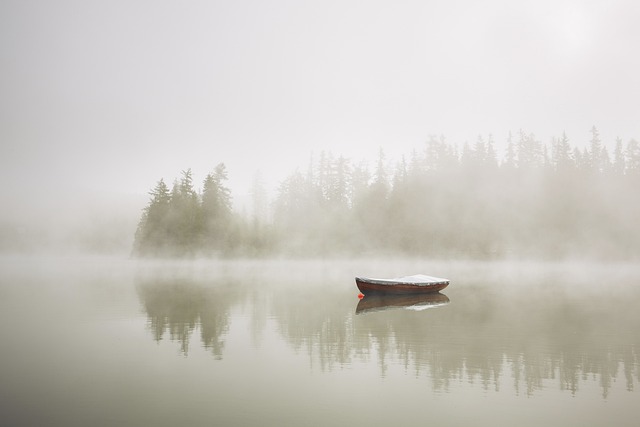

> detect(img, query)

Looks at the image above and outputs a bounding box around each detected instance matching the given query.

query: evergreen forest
[133,128,640,259]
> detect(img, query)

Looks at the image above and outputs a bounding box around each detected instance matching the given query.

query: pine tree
[502,132,517,169]
[552,132,573,172]
[600,146,612,175]
[167,169,200,254]
[201,163,233,251]
[424,135,441,171]
[392,156,408,191]
[372,148,389,197]
[134,178,171,255]
[626,139,640,174]
[350,161,371,208]
[517,131,543,168]
[588,126,603,173]
[486,134,498,169]
[612,137,626,175]
[472,134,486,165]
[327,155,351,207]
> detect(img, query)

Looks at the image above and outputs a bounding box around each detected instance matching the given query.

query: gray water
[1,255,638,427]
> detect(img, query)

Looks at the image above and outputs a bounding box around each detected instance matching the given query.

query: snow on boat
[355,274,449,294]
[356,293,450,314]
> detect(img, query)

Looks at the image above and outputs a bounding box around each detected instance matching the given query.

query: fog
[1,0,640,257]
[3,137,640,260]
[4,6,640,426]
[1,255,638,426]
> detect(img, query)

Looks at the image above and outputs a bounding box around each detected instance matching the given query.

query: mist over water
[0,256,638,426]
[2,132,639,425]
[1,123,639,427]
[2,1,640,425]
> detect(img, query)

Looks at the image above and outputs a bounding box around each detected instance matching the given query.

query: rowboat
[355,274,449,294]
[356,292,450,314]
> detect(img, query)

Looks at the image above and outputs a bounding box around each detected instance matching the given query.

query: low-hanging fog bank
[133,129,640,260]
[0,190,143,255]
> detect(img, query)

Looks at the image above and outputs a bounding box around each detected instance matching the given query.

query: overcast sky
[1,0,639,214]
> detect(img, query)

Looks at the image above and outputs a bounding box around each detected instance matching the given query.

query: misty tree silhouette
[133,130,640,259]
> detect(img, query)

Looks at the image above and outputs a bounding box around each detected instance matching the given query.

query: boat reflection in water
[356,292,450,314]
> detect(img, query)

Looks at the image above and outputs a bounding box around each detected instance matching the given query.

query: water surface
[0,256,638,426]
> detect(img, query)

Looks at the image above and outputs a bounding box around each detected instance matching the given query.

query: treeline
[134,128,640,259]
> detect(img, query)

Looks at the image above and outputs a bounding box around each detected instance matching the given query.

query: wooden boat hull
[355,277,449,294]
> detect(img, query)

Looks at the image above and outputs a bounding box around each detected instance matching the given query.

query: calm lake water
[1,255,638,426]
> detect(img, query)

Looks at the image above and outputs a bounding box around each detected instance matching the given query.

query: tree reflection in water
[136,264,639,398]
[137,278,241,358]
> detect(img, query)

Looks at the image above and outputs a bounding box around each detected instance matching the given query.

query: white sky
[1,0,639,212]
